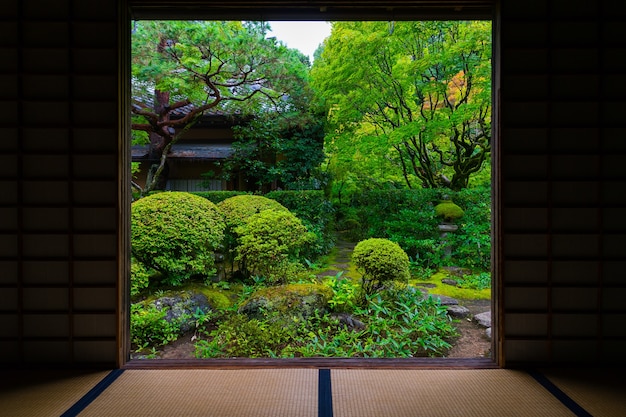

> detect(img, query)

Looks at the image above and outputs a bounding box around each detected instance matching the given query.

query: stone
[442,266,472,277]
[426,294,459,306]
[441,278,458,286]
[149,290,213,333]
[332,313,366,330]
[485,327,492,339]
[446,305,470,318]
[473,311,491,328]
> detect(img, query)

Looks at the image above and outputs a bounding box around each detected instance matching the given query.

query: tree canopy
[312,21,492,191]
[131,20,315,194]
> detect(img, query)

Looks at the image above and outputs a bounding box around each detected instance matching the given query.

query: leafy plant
[194,313,294,358]
[456,272,491,290]
[130,303,182,350]
[325,272,358,313]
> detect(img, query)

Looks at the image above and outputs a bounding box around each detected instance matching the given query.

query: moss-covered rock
[135,289,215,333]
[238,283,332,320]
[434,200,465,222]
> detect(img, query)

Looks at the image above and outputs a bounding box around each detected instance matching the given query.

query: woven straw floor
[0,370,111,417]
[1,367,625,417]
[541,368,626,417]
[332,369,574,417]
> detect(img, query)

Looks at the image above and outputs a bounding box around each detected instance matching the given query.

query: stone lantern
[434,196,464,258]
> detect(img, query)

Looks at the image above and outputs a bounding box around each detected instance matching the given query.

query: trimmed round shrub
[131,192,226,286]
[235,209,314,283]
[217,195,292,279]
[217,195,289,230]
[352,238,410,300]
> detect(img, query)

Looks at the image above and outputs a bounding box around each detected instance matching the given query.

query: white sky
[266,21,332,62]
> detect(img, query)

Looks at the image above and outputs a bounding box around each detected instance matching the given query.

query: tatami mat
[331,369,576,417]
[541,368,626,417]
[77,369,318,417]
[2,367,623,417]
[0,370,111,417]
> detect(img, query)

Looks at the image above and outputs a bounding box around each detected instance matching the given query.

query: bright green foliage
[266,190,336,259]
[235,210,315,282]
[456,272,491,290]
[130,257,153,298]
[312,21,491,191]
[194,287,457,358]
[193,191,249,205]
[340,187,490,273]
[325,272,359,313]
[131,192,226,286]
[446,186,491,270]
[195,313,294,358]
[217,195,290,277]
[434,200,465,221]
[217,195,289,230]
[130,303,182,350]
[352,238,410,300]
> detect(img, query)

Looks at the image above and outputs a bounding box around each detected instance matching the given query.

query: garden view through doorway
[128,19,493,362]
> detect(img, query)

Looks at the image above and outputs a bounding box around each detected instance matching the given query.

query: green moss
[197,288,231,310]
[434,201,464,221]
[252,283,332,300]
[409,270,490,300]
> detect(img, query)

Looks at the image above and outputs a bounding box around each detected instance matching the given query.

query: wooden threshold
[123,357,498,370]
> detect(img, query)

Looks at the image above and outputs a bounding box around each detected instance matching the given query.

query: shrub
[446,186,491,271]
[217,195,291,278]
[235,210,315,283]
[193,191,249,205]
[131,192,226,286]
[217,194,289,230]
[266,190,336,259]
[352,238,410,301]
[195,313,294,358]
[130,257,153,298]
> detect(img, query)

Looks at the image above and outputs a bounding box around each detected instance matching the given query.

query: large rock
[473,311,492,328]
[447,305,470,318]
[144,290,213,333]
[239,283,332,320]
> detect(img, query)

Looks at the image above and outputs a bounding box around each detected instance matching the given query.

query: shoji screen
[0,0,122,367]
[500,0,626,365]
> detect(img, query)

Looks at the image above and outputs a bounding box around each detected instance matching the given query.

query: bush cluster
[131,192,225,286]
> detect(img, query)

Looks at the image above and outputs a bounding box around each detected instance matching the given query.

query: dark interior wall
[0,0,624,368]
[499,0,626,365]
[1,0,123,367]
